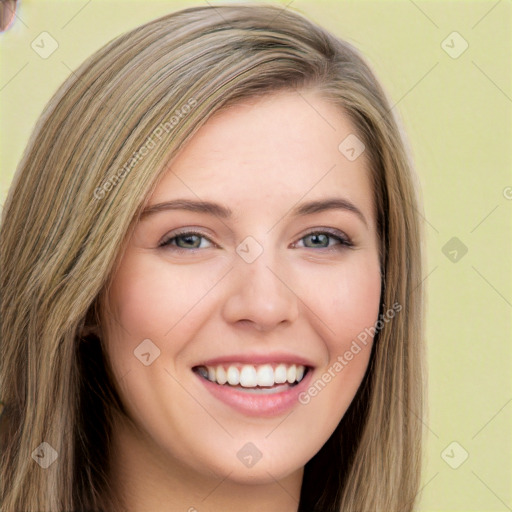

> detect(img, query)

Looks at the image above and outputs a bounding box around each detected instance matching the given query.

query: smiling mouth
[193,363,310,393]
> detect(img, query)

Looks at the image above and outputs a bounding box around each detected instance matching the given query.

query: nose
[221,250,299,332]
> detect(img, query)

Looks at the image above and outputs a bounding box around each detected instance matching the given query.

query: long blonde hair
[0,4,424,511]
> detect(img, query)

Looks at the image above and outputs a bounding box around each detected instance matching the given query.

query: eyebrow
[293,198,368,227]
[140,197,368,227]
[141,199,233,219]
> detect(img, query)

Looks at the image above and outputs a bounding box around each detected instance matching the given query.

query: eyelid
[158,226,353,251]
[158,228,215,249]
[292,227,353,248]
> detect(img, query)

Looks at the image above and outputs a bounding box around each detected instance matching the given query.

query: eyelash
[158,228,353,253]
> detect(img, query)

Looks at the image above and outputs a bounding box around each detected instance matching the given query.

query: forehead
[149,91,374,226]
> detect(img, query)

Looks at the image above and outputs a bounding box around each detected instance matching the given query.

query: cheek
[106,254,213,341]
[293,259,381,438]
[300,255,382,352]
[101,256,188,383]
[103,253,232,389]
[295,254,380,400]
[334,264,381,343]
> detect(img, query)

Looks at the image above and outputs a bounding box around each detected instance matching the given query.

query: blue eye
[159,231,213,250]
[296,230,353,250]
[158,228,353,252]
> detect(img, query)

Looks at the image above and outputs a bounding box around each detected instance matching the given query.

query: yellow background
[1,1,511,510]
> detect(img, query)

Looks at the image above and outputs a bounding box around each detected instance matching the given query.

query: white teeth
[239,365,258,387]
[287,365,297,384]
[226,366,240,385]
[256,364,274,387]
[198,363,307,388]
[216,366,227,385]
[274,364,287,384]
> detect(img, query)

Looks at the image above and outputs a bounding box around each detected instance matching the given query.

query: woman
[0,4,424,511]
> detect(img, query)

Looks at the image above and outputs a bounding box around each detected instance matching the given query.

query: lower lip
[195,370,314,417]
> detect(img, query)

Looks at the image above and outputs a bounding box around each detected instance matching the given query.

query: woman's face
[103,90,381,487]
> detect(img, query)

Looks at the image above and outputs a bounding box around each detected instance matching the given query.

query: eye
[294,228,353,250]
[158,228,353,252]
[158,230,214,251]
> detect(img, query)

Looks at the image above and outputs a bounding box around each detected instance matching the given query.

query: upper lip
[193,352,316,368]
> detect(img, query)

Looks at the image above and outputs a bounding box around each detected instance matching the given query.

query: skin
[101,90,382,512]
